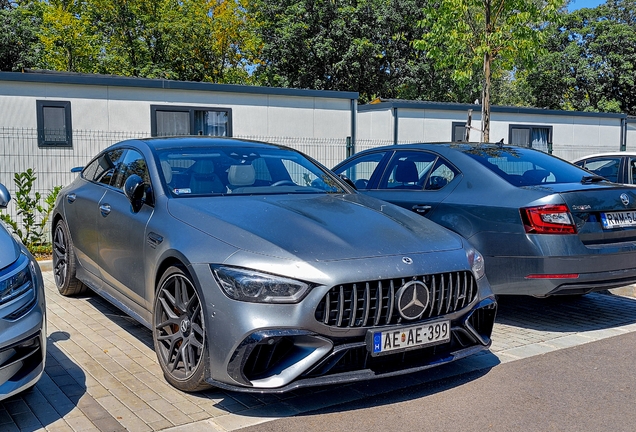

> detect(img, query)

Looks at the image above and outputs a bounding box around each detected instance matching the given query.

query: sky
[567,0,607,11]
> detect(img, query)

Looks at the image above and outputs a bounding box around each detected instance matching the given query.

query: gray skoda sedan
[334,143,636,297]
[0,183,46,401]
[51,137,496,393]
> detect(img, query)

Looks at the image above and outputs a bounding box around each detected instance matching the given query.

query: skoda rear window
[464,147,591,186]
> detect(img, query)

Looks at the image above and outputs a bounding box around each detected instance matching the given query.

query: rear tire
[153,266,211,392]
[52,220,87,296]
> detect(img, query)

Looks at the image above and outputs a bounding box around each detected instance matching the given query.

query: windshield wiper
[581,175,607,184]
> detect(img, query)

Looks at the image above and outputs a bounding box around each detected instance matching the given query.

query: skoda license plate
[367,320,450,356]
[601,211,636,229]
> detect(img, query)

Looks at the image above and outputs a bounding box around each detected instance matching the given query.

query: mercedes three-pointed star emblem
[395,280,430,320]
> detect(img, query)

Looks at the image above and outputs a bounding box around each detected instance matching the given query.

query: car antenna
[497,138,504,147]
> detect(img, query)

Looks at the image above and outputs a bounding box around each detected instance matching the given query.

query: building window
[36,100,72,147]
[509,125,552,151]
[151,105,232,137]
[452,122,467,142]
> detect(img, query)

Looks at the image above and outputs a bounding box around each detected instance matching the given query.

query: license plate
[601,211,636,229]
[367,320,450,356]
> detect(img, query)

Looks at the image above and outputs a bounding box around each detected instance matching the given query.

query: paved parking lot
[3,268,636,432]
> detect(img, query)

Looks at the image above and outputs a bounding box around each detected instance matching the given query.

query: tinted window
[112,150,150,190]
[465,147,592,186]
[577,157,621,183]
[82,149,125,185]
[334,151,387,190]
[378,151,458,191]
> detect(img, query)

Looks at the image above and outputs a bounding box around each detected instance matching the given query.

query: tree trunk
[481,0,491,143]
[482,51,491,143]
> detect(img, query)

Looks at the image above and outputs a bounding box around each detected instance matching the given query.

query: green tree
[38,0,101,72]
[523,0,636,115]
[0,1,43,71]
[251,0,479,103]
[30,0,260,82]
[415,0,564,141]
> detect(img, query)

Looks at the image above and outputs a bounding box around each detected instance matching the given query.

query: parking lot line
[1,272,636,432]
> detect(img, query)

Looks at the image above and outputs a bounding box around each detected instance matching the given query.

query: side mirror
[338,174,357,190]
[124,175,146,213]
[0,183,10,209]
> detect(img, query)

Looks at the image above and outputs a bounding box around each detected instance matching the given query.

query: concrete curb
[37,259,52,272]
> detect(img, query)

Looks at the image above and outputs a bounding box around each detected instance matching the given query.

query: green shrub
[0,169,62,256]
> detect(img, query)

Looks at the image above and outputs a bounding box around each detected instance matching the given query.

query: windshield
[156,146,347,197]
[463,146,601,186]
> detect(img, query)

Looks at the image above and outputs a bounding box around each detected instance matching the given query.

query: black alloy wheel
[153,266,210,392]
[52,220,86,296]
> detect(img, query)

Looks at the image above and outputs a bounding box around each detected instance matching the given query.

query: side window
[36,100,72,147]
[630,159,636,184]
[382,151,438,190]
[82,149,125,185]
[334,151,387,190]
[112,150,150,190]
[425,160,458,190]
[579,157,621,183]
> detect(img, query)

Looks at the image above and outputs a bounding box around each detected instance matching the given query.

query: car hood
[167,193,463,262]
[0,224,20,270]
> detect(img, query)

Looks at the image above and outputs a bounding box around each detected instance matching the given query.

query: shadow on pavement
[0,331,125,431]
[495,292,636,332]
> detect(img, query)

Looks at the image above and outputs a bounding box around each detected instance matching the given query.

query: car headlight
[0,254,35,306]
[468,249,486,280]
[212,265,312,303]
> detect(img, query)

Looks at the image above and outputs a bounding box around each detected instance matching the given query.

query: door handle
[412,204,432,214]
[67,193,76,203]
[99,204,111,217]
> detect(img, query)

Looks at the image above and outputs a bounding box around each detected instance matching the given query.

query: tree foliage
[522,0,636,115]
[415,0,564,141]
[250,0,481,103]
[35,0,261,83]
[0,1,43,71]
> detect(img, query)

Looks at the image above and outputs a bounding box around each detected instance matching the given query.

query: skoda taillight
[520,204,576,234]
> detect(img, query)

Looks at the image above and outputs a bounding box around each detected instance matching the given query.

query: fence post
[346,136,354,158]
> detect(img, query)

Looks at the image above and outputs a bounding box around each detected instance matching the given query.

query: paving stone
[9,270,633,432]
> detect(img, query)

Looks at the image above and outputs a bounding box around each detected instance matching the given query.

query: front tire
[52,219,87,296]
[153,266,210,392]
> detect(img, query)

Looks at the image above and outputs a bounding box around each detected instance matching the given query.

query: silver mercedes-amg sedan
[51,137,496,393]
[0,183,46,401]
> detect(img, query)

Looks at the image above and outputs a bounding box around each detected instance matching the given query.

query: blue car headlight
[0,254,35,306]
[212,265,312,303]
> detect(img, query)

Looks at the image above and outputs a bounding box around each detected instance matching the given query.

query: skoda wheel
[52,219,87,296]
[153,266,210,392]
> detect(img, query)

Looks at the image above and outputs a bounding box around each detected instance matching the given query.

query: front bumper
[0,255,46,401]
[206,296,496,393]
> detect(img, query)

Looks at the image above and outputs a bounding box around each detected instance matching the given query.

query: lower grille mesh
[315,271,476,328]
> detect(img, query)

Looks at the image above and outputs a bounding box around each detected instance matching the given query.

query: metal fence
[0,126,624,242]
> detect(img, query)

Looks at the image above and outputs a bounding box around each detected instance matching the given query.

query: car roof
[352,142,529,155]
[114,136,288,151]
[573,152,636,162]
